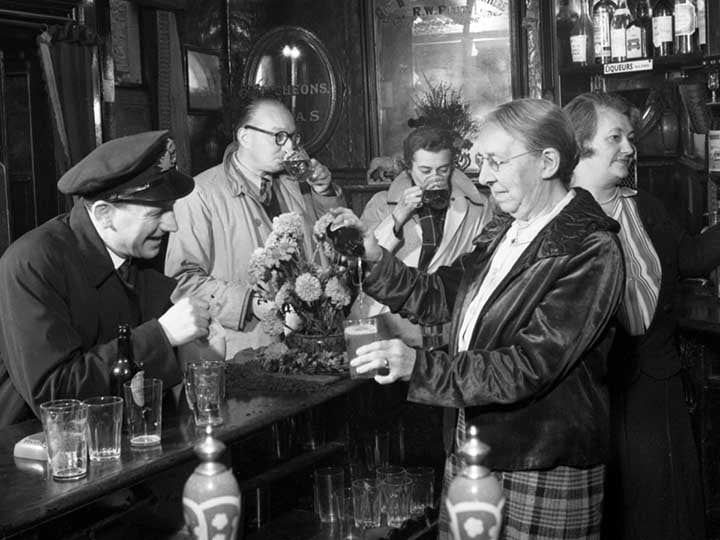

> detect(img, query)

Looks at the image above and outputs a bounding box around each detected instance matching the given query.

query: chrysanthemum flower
[273,212,303,237]
[295,273,322,303]
[325,276,351,306]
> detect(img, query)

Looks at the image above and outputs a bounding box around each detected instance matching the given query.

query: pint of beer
[344,318,379,379]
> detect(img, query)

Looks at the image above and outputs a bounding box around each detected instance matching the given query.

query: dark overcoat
[0,203,180,427]
[605,190,720,540]
[364,188,625,470]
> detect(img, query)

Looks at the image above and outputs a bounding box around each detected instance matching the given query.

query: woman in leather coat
[566,91,720,540]
[332,98,625,539]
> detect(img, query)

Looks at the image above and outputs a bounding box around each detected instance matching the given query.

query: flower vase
[285,331,345,357]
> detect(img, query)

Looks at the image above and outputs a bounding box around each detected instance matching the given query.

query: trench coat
[363,188,625,470]
[0,204,179,427]
[358,170,492,346]
[165,144,345,358]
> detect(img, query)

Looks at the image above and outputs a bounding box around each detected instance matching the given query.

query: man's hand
[327,207,382,262]
[392,186,423,227]
[158,296,210,346]
[307,159,333,195]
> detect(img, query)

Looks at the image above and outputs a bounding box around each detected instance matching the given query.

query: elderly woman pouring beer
[331,98,625,539]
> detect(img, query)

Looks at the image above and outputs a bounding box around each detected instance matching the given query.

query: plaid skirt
[438,451,605,540]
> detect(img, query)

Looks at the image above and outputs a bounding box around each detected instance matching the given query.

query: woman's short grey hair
[481,98,579,186]
[563,92,637,158]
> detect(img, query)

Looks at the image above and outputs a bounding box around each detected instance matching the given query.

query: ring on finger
[383,357,390,370]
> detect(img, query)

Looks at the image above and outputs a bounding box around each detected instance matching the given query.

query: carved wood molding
[0,1,81,18]
[127,0,187,12]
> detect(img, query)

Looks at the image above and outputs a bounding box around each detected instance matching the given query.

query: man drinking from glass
[165,97,345,358]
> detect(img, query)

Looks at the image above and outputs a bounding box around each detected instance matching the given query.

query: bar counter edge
[0,375,365,538]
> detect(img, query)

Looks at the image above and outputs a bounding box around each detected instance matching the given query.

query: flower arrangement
[247,212,354,340]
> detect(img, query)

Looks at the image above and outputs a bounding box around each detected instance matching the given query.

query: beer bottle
[557,0,579,68]
[673,0,697,55]
[653,0,675,56]
[625,0,652,60]
[697,0,706,54]
[611,0,633,62]
[570,0,594,66]
[593,0,615,64]
[110,324,141,397]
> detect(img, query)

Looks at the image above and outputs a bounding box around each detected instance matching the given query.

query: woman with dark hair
[565,91,720,540]
[359,126,492,346]
[333,98,625,539]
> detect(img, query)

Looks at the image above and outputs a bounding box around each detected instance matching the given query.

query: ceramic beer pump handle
[183,425,241,539]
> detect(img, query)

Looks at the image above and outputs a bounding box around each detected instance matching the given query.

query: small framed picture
[186,47,223,112]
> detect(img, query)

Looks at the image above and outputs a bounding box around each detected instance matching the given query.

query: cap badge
[157,137,177,172]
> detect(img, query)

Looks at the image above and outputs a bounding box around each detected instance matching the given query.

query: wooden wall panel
[184,0,370,175]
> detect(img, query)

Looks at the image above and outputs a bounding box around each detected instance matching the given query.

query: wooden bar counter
[0,370,366,539]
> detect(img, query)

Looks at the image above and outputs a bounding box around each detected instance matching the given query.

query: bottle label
[653,15,673,46]
[709,131,720,172]
[593,13,611,57]
[571,34,588,63]
[611,28,628,58]
[626,26,644,58]
[447,498,506,540]
[674,4,696,36]
[698,0,706,45]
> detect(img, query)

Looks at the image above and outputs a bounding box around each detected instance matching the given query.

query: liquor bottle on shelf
[557,0,579,68]
[709,116,720,173]
[611,0,633,61]
[571,0,594,66]
[653,0,675,56]
[593,0,615,64]
[674,0,697,55]
[109,324,142,398]
[626,0,652,59]
[698,0,706,53]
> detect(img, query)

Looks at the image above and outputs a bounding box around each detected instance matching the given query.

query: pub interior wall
[181,0,370,177]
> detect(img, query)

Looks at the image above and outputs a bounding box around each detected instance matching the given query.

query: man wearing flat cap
[165,98,344,358]
[0,130,211,427]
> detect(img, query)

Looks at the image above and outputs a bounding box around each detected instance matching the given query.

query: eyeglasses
[475,150,537,173]
[244,125,301,147]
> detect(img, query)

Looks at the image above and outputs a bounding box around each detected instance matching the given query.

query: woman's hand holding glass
[328,207,382,261]
[350,338,416,383]
[392,186,423,226]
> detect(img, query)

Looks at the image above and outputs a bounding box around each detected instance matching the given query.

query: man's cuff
[313,182,341,197]
[391,215,404,240]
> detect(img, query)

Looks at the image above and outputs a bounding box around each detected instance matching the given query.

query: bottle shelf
[559,52,705,76]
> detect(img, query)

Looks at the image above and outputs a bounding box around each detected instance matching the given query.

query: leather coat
[364,188,625,470]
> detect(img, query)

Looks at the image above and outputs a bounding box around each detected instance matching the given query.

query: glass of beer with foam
[344,317,380,378]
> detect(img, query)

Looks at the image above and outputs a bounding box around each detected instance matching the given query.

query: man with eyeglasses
[165,97,344,357]
[358,126,492,347]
